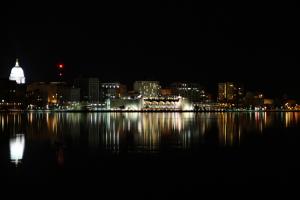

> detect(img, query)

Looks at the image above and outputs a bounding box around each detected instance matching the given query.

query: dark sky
[0,2,299,98]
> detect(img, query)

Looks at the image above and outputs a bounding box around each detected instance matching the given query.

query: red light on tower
[58,64,64,69]
[57,63,64,80]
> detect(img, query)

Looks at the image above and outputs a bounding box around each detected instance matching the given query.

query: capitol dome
[9,59,25,84]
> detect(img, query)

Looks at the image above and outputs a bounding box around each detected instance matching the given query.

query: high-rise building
[133,81,161,98]
[171,82,207,102]
[9,59,25,84]
[74,78,99,103]
[218,82,244,103]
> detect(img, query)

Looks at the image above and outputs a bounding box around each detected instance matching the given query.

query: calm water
[1,112,300,187]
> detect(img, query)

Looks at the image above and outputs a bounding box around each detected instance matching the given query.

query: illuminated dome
[9,59,25,84]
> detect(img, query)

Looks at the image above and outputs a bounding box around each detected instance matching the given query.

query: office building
[100,82,127,100]
[218,82,244,103]
[133,81,161,98]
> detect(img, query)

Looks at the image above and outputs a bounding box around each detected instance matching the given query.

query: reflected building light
[106,114,111,130]
[238,128,241,144]
[28,113,33,124]
[10,134,25,165]
[218,114,240,146]
[52,115,58,135]
[255,112,260,122]
[1,116,4,131]
[285,112,293,128]
[201,124,206,136]
[264,112,267,127]
[103,128,120,152]
[117,130,120,152]
[105,130,108,148]
[138,121,142,133]
[183,130,191,149]
[127,120,131,131]
[295,112,299,124]
[46,112,49,125]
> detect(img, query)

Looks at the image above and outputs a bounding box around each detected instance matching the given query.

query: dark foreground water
[1,112,300,190]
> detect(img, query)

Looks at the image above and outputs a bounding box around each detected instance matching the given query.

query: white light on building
[9,59,26,84]
[9,134,25,165]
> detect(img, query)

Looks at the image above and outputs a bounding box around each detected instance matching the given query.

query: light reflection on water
[9,134,25,165]
[1,112,300,164]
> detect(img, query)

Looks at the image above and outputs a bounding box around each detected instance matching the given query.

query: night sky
[0,2,299,99]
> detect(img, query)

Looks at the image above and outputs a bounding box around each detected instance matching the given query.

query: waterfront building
[108,98,142,110]
[133,81,161,98]
[142,96,181,110]
[100,82,127,100]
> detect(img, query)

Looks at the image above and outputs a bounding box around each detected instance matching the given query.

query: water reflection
[1,112,300,158]
[9,134,25,165]
[284,112,300,128]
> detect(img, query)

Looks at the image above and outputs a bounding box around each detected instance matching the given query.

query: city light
[1,61,300,112]
[9,134,25,165]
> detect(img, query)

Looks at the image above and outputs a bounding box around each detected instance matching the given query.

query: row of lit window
[102,85,120,89]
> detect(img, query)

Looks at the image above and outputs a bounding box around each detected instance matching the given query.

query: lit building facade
[103,96,193,111]
[133,81,161,98]
[9,59,25,84]
[108,98,142,110]
[218,82,244,103]
[142,97,182,110]
[100,82,127,100]
[171,82,207,102]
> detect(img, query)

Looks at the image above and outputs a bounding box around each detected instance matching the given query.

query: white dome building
[9,59,25,84]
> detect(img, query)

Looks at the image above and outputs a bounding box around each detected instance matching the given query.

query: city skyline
[1,3,299,98]
[1,2,300,189]
[0,57,298,100]
[1,70,298,112]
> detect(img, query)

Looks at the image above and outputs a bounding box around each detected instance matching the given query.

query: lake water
[1,112,300,188]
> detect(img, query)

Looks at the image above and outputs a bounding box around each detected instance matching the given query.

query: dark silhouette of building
[74,78,99,103]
